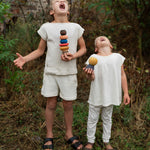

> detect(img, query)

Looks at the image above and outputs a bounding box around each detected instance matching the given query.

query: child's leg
[45,97,57,138]
[62,100,73,138]
[63,100,83,149]
[56,74,77,138]
[87,104,101,144]
[101,105,113,143]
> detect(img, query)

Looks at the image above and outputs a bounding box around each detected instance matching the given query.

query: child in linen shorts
[83,36,130,150]
[14,0,86,149]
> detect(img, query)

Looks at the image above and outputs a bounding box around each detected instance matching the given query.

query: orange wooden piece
[60,46,69,51]
[60,35,68,39]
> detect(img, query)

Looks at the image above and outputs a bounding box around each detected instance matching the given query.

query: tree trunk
[19,4,27,22]
[39,0,45,22]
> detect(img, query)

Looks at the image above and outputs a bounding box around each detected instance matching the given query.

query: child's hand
[83,67,95,80]
[13,53,26,70]
[123,94,130,105]
[83,67,93,74]
[61,52,73,61]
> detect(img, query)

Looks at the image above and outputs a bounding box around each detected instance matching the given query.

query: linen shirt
[86,53,125,106]
[37,22,84,75]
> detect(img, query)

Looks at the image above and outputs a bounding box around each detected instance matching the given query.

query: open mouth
[59,4,65,9]
[100,38,105,41]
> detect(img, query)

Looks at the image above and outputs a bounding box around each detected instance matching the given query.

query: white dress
[86,53,125,106]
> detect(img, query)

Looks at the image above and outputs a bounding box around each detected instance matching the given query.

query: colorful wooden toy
[86,57,98,70]
[60,30,69,53]
[60,30,66,35]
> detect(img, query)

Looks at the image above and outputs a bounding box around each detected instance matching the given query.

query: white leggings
[87,104,113,143]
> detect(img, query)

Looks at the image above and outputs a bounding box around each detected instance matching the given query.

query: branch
[18,4,27,22]
[38,0,45,22]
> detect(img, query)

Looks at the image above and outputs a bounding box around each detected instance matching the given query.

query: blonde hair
[94,37,99,47]
[50,0,54,10]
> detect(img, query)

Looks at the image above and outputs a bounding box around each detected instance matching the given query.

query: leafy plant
[7,20,40,52]
[88,0,150,67]
[0,2,11,23]
[0,1,26,97]
[0,35,16,62]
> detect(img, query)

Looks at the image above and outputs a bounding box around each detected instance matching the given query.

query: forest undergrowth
[0,56,149,150]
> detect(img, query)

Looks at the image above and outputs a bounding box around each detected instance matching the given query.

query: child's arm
[14,38,46,69]
[121,65,130,105]
[73,36,87,58]
[83,67,95,80]
[61,36,86,61]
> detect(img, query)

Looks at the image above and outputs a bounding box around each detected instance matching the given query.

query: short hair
[50,0,54,11]
[94,37,99,47]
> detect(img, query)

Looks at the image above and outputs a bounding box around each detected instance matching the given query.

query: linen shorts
[41,74,77,100]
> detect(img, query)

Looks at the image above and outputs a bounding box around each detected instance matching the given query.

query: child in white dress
[83,36,130,150]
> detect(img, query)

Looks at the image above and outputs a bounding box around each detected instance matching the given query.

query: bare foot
[104,143,114,150]
[44,141,53,150]
[84,142,94,149]
[65,135,83,150]
[43,138,53,150]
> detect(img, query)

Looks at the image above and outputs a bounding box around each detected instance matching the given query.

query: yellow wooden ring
[89,57,98,66]
[60,46,69,51]
[60,35,68,39]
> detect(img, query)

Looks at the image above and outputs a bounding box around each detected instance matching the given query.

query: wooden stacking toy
[86,57,98,70]
[60,30,69,53]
